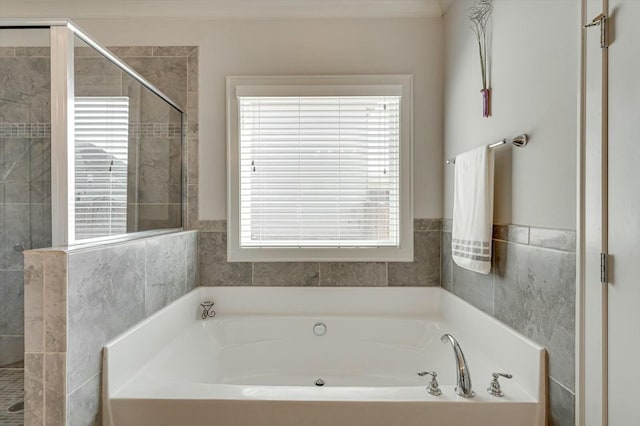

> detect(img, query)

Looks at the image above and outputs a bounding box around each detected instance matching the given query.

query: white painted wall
[66,18,444,221]
[443,0,578,229]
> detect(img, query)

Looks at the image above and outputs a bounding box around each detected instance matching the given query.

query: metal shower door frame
[0,19,186,246]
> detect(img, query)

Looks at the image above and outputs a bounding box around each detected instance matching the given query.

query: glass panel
[0,27,51,424]
[73,37,182,241]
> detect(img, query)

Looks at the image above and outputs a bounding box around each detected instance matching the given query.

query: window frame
[226,75,413,262]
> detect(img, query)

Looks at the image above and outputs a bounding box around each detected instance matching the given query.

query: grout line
[41,349,45,426]
[41,254,46,355]
[66,372,100,397]
[548,375,576,396]
[385,262,389,287]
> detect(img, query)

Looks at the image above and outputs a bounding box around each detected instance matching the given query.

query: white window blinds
[74,96,129,240]
[238,95,400,248]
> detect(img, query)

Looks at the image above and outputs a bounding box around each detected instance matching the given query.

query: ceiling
[0,0,452,20]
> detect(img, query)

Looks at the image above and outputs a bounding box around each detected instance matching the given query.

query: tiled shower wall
[442,221,576,426]
[0,46,52,368]
[24,230,198,426]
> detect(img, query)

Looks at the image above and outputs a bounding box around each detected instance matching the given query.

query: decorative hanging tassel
[481,88,491,118]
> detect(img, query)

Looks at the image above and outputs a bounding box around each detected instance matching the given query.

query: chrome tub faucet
[441,333,475,398]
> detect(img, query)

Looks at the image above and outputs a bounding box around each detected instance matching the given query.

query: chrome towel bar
[446,134,528,165]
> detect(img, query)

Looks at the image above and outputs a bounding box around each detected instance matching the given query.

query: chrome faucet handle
[417,371,442,396]
[487,372,512,397]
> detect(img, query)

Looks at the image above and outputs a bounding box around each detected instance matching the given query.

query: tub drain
[315,379,325,387]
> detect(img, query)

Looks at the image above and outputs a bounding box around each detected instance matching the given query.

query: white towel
[452,145,494,274]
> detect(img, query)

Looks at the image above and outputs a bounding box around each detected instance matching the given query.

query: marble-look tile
[67,373,101,426]
[198,232,251,286]
[24,252,44,353]
[66,242,146,392]
[0,58,50,123]
[137,136,182,204]
[319,262,387,287]
[24,352,44,426]
[185,231,198,290]
[144,233,187,316]
[195,219,227,232]
[30,203,53,250]
[3,203,31,269]
[549,378,575,426]
[0,270,24,335]
[29,133,52,179]
[110,46,153,57]
[15,47,50,57]
[187,138,198,184]
[442,219,453,233]
[413,218,442,231]
[132,203,182,231]
[450,257,494,315]
[73,46,101,58]
[186,184,199,228]
[3,181,30,203]
[187,90,198,113]
[44,252,67,353]
[187,51,198,92]
[253,262,319,286]
[2,137,30,182]
[153,46,197,57]
[529,227,577,252]
[0,335,23,367]
[0,47,15,57]
[493,241,576,390]
[187,121,198,139]
[74,57,123,97]
[441,232,453,292]
[123,57,187,111]
[493,224,529,245]
[388,231,440,286]
[44,353,66,426]
[28,179,52,205]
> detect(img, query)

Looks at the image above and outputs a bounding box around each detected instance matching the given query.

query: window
[74,96,129,240]
[227,76,413,261]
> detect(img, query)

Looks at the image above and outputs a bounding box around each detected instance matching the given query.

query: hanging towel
[452,145,494,274]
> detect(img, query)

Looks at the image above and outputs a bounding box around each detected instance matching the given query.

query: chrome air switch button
[313,322,327,336]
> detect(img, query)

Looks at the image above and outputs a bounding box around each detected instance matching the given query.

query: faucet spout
[440,333,474,398]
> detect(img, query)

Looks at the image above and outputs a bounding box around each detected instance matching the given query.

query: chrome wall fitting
[417,371,442,396]
[200,301,216,319]
[487,372,513,397]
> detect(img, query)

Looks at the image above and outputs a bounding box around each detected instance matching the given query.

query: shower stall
[0,19,185,424]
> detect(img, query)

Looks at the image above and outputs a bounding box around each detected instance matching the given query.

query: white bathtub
[103,287,546,426]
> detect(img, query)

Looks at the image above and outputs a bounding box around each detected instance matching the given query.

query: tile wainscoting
[442,221,576,426]
[23,231,197,426]
[198,219,442,287]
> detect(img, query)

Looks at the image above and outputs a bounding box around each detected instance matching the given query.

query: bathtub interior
[141,316,454,387]
[103,287,546,425]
